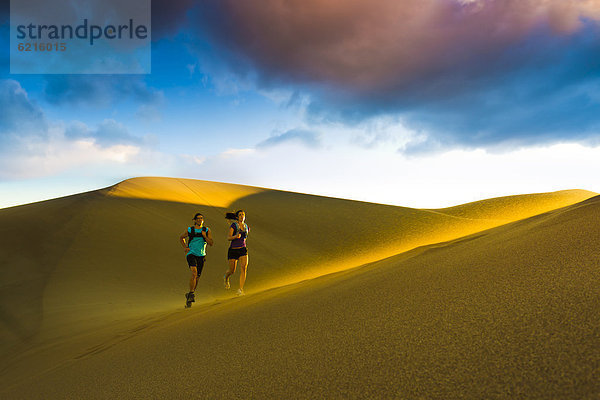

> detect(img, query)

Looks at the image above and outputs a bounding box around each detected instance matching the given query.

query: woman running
[224,210,249,296]
[179,212,213,307]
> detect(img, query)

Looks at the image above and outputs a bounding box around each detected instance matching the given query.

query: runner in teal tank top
[179,213,214,307]
[187,225,208,256]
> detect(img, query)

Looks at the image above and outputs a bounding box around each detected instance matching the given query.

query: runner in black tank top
[224,210,249,296]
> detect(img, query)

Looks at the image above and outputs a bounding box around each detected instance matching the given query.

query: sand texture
[0,177,598,398]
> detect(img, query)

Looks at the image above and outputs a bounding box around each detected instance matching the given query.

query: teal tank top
[187,227,207,257]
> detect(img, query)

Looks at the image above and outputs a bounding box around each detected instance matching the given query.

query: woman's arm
[204,228,214,246]
[227,226,241,241]
[179,230,190,251]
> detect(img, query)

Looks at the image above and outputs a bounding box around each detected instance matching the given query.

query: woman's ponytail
[225,210,244,220]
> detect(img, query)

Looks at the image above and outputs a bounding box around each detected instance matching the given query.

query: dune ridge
[429,188,593,221]
[105,176,266,208]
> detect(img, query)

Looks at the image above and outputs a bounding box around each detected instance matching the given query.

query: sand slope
[1,186,598,398]
[0,177,597,397]
[105,177,596,289]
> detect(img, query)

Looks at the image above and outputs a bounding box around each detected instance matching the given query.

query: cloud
[0,22,7,76]
[0,135,143,180]
[0,0,7,24]
[347,115,416,149]
[220,148,255,158]
[135,104,163,122]
[43,75,163,108]
[65,119,145,147]
[188,0,600,150]
[0,81,157,180]
[0,80,47,138]
[0,1,7,64]
[177,140,600,209]
[151,0,195,39]
[192,0,600,92]
[0,121,144,180]
[0,0,187,40]
[257,129,321,149]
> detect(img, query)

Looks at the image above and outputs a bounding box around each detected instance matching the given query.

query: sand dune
[106,176,266,208]
[0,177,597,398]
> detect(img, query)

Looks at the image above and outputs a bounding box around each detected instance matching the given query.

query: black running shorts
[227,247,248,260]
[186,254,205,276]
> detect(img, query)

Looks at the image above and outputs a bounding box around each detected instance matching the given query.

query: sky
[1,0,600,209]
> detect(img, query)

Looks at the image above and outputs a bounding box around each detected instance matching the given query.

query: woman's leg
[189,266,198,292]
[225,259,237,279]
[238,255,248,291]
[193,257,205,291]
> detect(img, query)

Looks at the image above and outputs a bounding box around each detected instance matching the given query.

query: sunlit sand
[106,176,267,207]
[1,178,597,398]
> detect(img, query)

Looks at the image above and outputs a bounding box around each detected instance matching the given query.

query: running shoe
[236,289,245,296]
[185,292,193,308]
[224,274,230,289]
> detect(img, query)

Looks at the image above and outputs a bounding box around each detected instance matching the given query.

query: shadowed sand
[0,177,598,398]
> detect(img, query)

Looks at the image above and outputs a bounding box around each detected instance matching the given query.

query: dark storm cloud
[186,0,600,150]
[0,0,7,24]
[151,0,195,38]
[5,0,600,151]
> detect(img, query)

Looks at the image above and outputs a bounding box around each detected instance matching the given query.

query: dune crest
[430,189,596,222]
[106,176,266,208]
